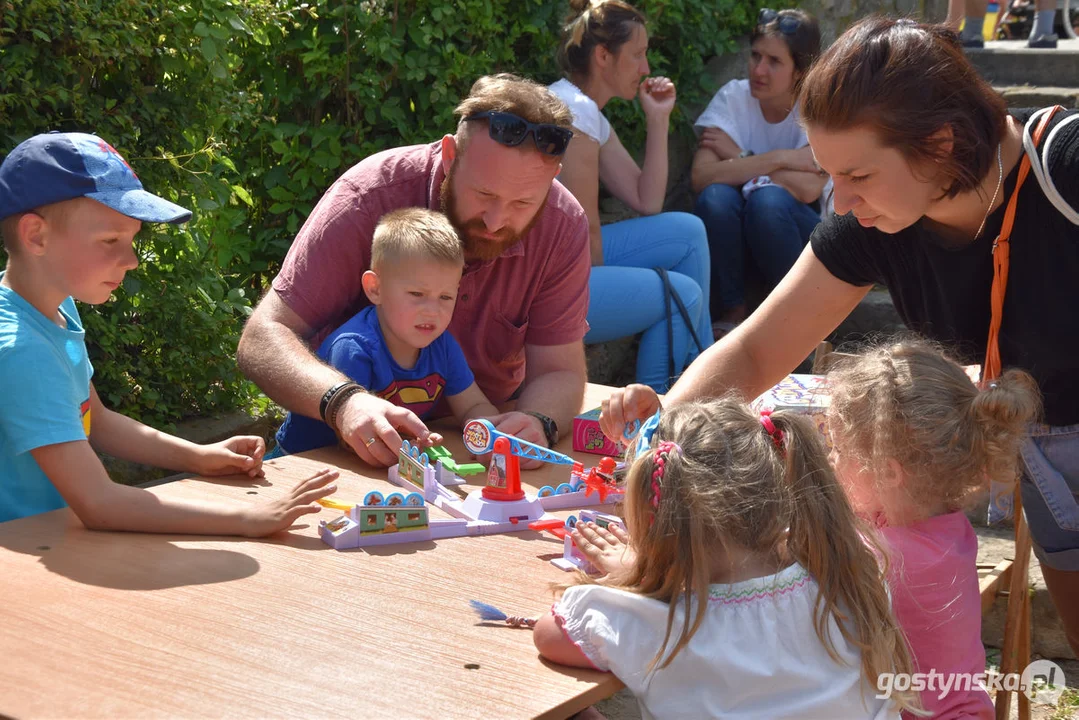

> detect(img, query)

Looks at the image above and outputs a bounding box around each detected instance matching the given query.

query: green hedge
[0,0,757,426]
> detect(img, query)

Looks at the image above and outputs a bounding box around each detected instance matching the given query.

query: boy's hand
[242,468,338,537]
[572,521,636,576]
[600,384,661,445]
[195,436,266,478]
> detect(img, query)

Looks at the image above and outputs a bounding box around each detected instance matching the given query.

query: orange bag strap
[983,106,1061,383]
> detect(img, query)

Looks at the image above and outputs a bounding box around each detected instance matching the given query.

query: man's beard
[440,162,546,262]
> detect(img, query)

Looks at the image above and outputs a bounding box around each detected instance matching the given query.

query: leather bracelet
[326,385,365,434]
[319,381,354,424]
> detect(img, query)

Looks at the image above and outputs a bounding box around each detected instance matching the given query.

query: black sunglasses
[758,8,802,35]
[465,111,573,157]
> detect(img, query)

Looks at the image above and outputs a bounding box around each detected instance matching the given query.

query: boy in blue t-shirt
[272,208,498,455]
[0,132,337,532]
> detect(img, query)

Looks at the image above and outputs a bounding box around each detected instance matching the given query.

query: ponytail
[774,411,922,715]
[556,0,646,77]
[971,368,1042,487]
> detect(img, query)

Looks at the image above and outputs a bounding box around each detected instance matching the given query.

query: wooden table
[0,384,625,719]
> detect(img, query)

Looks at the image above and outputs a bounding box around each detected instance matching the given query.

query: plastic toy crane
[462,419,581,503]
[318,422,624,551]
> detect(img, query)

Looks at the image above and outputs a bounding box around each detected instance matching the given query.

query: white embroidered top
[549,78,612,146]
[554,562,899,720]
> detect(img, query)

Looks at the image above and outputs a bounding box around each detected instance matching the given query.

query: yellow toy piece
[316,497,354,512]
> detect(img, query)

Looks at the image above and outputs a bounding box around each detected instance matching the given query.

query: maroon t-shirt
[273,141,591,404]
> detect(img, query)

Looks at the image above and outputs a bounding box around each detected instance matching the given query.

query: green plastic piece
[427,446,486,476]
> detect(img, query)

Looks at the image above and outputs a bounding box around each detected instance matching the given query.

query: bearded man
[238,74,590,467]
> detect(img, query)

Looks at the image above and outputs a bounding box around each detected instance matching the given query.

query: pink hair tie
[649,441,681,520]
[759,410,785,452]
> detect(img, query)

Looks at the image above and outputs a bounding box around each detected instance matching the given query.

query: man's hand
[480,411,547,469]
[335,392,441,467]
[639,76,676,122]
[572,521,636,576]
[193,436,266,478]
[600,384,662,445]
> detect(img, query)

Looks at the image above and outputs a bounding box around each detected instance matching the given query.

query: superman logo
[375,374,446,417]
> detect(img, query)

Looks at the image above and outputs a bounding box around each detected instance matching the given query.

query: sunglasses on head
[758,8,802,35]
[465,111,573,157]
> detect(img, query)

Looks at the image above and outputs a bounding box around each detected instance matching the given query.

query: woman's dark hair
[558,0,646,77]
[800,16,1009,199]
[751,9,821,76]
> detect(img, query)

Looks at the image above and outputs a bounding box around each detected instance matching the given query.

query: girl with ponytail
[534,398,916,718]
[827,339,1041,719]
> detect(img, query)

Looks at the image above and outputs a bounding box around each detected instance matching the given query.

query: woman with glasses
[691,8,825,338]
[548,0,712,393]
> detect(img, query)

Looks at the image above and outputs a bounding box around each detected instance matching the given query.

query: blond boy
[271,208,498,455]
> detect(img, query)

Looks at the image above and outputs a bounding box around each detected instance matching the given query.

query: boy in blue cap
[0,132,337,534]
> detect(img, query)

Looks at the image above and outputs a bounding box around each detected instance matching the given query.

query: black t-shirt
[811,108,1079,426]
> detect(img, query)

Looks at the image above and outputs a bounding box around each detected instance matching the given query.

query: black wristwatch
[522,411,559,449]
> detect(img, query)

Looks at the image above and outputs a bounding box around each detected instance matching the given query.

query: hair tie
[759,410,785,452]
[649,440,681,521]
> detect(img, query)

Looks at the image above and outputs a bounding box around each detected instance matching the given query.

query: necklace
[975,143,1004,240]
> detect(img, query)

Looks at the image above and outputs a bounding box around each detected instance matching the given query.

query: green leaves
[0,0,755,427]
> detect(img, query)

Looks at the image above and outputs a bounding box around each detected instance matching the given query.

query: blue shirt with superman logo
[275,305,474,454]
[0,278,93,522]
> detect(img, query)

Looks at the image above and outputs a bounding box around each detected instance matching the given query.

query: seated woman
[692,8,827,333]
[549,0,712,393]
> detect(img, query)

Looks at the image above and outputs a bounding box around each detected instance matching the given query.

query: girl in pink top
[827,339,1041,719]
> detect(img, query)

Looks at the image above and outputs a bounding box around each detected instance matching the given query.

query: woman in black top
[602,16,1079,655]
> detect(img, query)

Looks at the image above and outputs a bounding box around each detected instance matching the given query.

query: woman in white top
[691,8,827,332]
[548,0,712,393]
[534,399,918,719]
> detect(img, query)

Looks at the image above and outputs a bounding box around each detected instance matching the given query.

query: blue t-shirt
[0,277,94,522]
[275,305,475,454]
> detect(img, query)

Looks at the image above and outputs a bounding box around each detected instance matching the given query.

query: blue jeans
[1018,424,1079,571]
[585,212,712,393]
[694,183,821,312]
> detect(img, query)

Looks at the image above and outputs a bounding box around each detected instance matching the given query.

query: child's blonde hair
[601,397,918,710]
[827,338,1041,512]
[370,208,463,272]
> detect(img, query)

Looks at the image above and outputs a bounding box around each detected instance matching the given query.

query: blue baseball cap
[0,131,191,224]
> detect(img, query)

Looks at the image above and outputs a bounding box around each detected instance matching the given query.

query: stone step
[966,37,1079,87]
[996,84,1079,109]
[977,524,1077,661]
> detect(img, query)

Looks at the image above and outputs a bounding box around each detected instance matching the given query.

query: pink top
[882,512,993,719]
[273,142,591,404]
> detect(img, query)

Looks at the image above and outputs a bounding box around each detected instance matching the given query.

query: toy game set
[318,419,624,561]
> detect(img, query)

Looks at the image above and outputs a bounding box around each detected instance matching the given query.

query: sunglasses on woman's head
[758,8,802,35]
[465,111,573,157]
